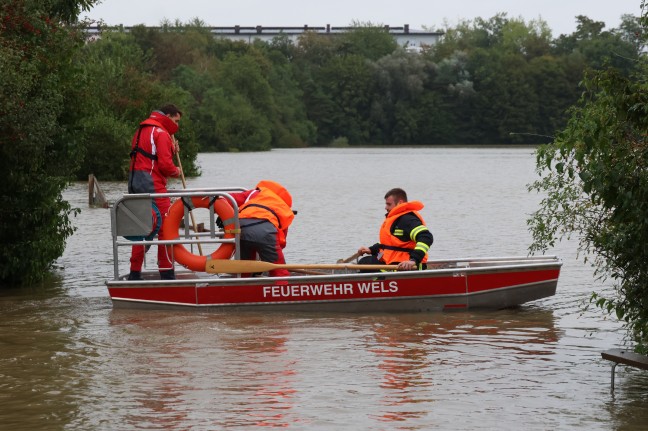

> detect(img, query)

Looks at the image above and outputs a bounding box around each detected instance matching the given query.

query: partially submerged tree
[0,0,99,285]
[528,1,648,351]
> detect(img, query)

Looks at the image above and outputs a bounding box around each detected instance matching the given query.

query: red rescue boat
[106,189,561,311]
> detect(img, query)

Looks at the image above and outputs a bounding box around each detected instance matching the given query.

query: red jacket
[128,111,180,194]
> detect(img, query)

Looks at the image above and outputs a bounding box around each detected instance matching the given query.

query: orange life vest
[378,201,428,265]
[239,183,294,247]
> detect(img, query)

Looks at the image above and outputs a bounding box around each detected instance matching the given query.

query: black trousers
[358,255,426,272]
[358,255,384,273]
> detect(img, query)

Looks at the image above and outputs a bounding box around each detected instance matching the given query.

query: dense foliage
[69,29,200,179]
[76,13,643,179]
[528,3,647,351]
[0,0,100,285]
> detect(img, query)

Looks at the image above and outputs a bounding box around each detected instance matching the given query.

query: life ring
[160,196,236,272]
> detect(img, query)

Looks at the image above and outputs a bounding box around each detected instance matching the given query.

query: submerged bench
[601,348,648,392]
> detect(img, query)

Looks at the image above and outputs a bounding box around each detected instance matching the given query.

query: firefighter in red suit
[127,105,182,280]
[229,180,295,277]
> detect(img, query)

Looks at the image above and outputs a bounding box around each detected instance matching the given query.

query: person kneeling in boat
[229,180,295,277]
[357,188,433,271]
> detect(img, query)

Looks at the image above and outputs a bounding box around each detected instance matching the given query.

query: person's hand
[397,260,416,271]
[173,137,180,153]
[358,246,371,255]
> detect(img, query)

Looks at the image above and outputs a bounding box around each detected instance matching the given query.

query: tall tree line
[72,13,643,181]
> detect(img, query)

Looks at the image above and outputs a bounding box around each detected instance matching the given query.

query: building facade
[87,24,444,51]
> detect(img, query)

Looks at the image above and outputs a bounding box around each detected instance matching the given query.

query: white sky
[83,0,642,36]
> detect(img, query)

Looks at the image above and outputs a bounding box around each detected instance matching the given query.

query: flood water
[1,147,647,430]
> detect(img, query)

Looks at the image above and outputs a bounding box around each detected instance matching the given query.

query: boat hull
[106,257,561,312]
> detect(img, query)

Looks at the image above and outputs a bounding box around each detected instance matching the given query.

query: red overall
[128,111,180,273]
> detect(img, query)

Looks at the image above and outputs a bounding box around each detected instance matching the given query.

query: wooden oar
[337,251,360,264]
[205,259,398,274]
[174,138,203,256]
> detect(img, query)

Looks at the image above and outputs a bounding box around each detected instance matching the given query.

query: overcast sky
[83,0,642,37]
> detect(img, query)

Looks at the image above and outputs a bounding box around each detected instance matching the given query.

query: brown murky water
[1,147,646,430]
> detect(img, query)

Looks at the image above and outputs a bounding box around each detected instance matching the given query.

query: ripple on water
[3,148,646,430]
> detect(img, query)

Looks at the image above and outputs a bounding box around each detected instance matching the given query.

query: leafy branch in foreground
[0,0,98,285]
[527,60,648,351]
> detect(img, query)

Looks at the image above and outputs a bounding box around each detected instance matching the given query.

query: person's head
[384,188,408,213]
[160,104,183,124]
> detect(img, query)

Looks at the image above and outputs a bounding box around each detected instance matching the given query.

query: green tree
[292,32,338,145]
[370,49,434,144]
[293,26,401,145]
[214,51,275,151]
[172,64,221,150]
[70,31,156,180]
[419,50,475,144]
[255,37,316,147]
[553,15,640,74]
[128,21,215,81]
[201,87,272,151]
[336,22,399,60]
[0,0,99,285]
[527,2,648,351]
[525,55,577,141]
[429,15,563,144]
[71,29,200,179]
[319,54,376,144]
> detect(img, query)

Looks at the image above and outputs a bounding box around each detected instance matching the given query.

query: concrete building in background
[86,24,444,52]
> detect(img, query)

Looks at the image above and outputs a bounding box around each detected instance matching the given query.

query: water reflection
[220,316,300,428]
[103,311,308,429]
[93,308,562,430]
[0,293,91,430]
[604,376,648,431]
[5,148,648,430]
[364,309,559,424]
[369,317,435,423]
[5,294,646,431]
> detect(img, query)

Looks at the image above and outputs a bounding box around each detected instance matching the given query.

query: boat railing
[110,187,247,280]
[426,255,561,270]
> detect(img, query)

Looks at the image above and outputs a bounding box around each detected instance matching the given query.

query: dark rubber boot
[159,269,175,280]
[128,271,143,281]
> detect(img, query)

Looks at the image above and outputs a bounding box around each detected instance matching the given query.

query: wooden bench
[601,348,648,392]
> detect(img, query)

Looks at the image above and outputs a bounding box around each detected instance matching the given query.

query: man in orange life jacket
[229,180,295,278]
[358,188,433,271]
[127,104,182,281]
